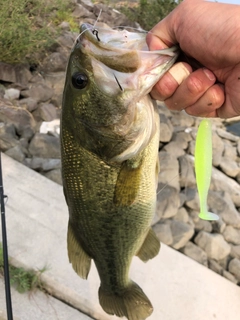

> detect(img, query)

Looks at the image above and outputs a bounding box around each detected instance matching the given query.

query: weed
[0,243,46,294]
[0,0,77,65]
[119,0,182,30]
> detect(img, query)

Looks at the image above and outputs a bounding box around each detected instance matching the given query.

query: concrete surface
[0,278,92,320]
[1,153,240,320]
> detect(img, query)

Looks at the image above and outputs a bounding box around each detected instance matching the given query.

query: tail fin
[99,281,153,320]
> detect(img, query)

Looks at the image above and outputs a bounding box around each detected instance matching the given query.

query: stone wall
[0,0,240,286]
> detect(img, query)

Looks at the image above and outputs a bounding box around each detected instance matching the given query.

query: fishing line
[112,26,147,33]
[93,8,102,30]
[0,152,13,320]
[156,173,179,196]
[156,156,194,197]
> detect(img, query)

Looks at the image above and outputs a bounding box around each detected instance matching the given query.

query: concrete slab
[1,153,240,320]
[0,278,92,320]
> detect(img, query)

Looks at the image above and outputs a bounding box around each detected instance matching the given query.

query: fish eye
[72,72,88,89]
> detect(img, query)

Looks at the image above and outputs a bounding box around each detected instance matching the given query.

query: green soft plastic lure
[194,119,219,220]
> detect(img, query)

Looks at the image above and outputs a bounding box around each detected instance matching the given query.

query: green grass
[0,0,78,65]
[0,0,181,65]
[0,243,46,293]
[119,0,182,31]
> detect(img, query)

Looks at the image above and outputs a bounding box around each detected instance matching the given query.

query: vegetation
[119,0,182,31]
[0,243,46,293]
[0,0,78,65]
[0,0,181,65]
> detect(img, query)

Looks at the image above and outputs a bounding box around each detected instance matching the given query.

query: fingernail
[203,68,216,81]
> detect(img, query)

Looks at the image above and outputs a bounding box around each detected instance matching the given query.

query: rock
[56,32,76,50]
[217,128,239,142]
[156,185,180,221]
[33,103,57,122]
[40,119,60,136]
[158,151,180,190]
[27,157,61,171]
[236,140,240,156]
[5,145,26,163]
[21,83,53,103]
[194,219,212,233]
[3,88,20,100]
[28,133,60,158]
[0,123,18,151]
[170,220,194,250]
[218,157,240,177]
[223,226,240,245]
[43,169,62,185]
[184,188,199,212]
[230,245,240,259]
[73,3,95,18]
[42,52,68,73]
[222,270,238,284]
[194,231,231,261]
[207,190,240,227]
[187,140,196,157]
[228,258,240,282]
[0,62,32,85]
[179,192,187,207]
[158,103,172,117]
[211,166,240,207]
[171,131,192,149]
[170,110,195,128]
[211,218,226,234]
[223,141,237,159]
[187,209,199,224]
[79,0,94,11]
[208,259,223,275]
[178,155,196,188]
[163,141,185,158]
[152,223,173,246]
[182,241,208,267]
[156,151,180,221]
[212,130,224,166]
[59,21,70,30]
[160,114,173,142]
[0,101,36,139]
[44,71,65,108]
[18,98,38,112]
[173,207,189,223]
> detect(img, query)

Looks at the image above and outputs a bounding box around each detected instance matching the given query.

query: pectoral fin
[67,222,91,279]
[114,159,142,207]
[136,228,160,262]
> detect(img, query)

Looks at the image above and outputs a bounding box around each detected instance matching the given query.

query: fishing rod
[0,152,13,320]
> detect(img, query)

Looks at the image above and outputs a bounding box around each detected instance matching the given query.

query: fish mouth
[79,23,148,51]
[77,23,179,86]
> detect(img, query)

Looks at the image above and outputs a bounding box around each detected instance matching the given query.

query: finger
[146,12,177,50]
[184,84,225,118]
[151,62,192,101]
[164,68,216,111]
[146,31,169,50]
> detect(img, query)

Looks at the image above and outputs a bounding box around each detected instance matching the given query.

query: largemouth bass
[61,23,178,320]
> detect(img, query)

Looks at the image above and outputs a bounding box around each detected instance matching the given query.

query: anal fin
[67,222,91,279]
[136,228,160,262]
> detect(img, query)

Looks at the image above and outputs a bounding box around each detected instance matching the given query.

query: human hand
[146,0,240,118]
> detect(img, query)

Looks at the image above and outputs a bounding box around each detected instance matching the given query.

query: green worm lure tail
[194,119,219,221]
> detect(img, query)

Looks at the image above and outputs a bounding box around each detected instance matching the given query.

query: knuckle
[186,76,203,95]
[209,86,224,106]
[158,73,179,98]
